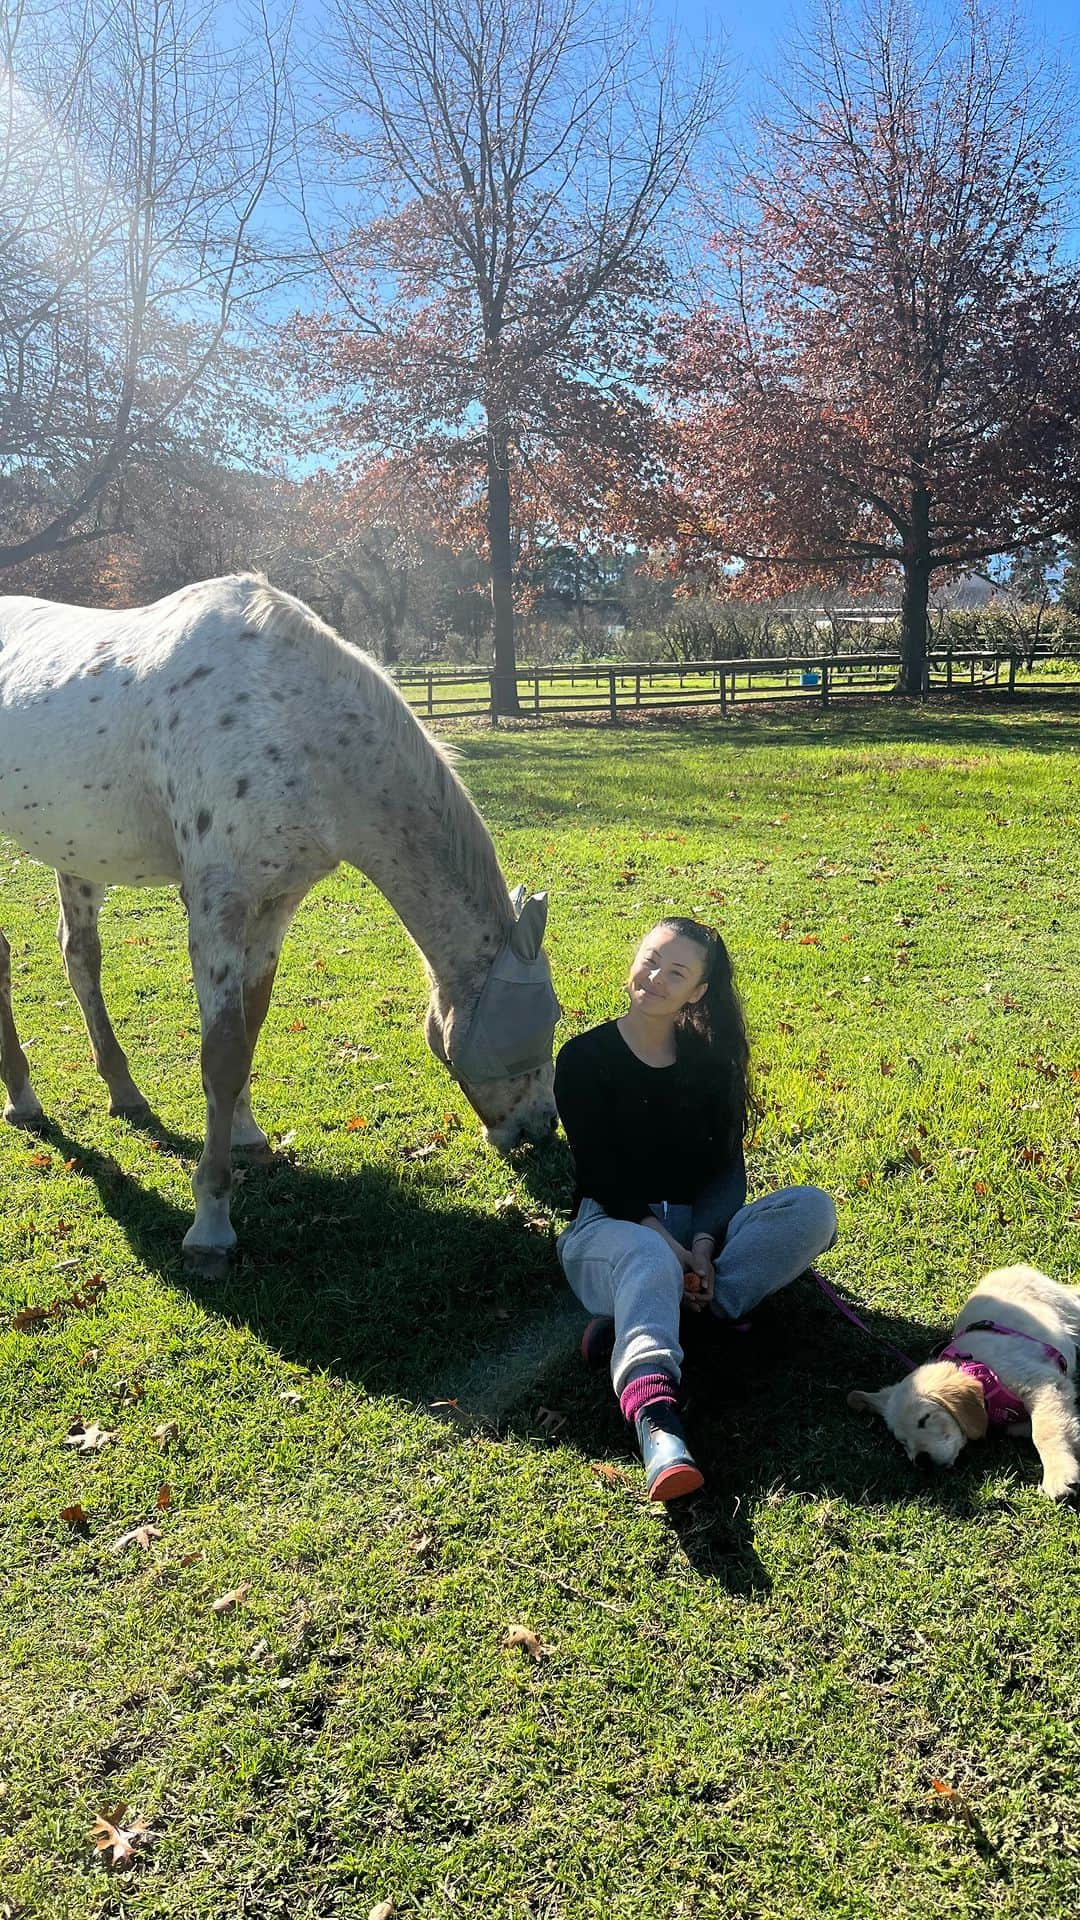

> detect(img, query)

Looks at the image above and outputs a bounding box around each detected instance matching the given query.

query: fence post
[1008,653,1018,697]
[634,670,641,708]
[608,666,618,722]
[490,672,499,728]
[720,667,727,716]
[534,669,540,718]
[821,661,830,709]
[946,647,953,690]
[426,670,434,717]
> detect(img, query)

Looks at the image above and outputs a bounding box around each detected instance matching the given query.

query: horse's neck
[338,782,511,1009]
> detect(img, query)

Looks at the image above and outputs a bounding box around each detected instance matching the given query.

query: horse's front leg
[56,875,149,1117]
[183,887,253,1272]
[0,925,43,1125]
[231,891,304,1160]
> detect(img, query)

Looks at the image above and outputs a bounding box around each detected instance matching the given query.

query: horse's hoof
[182,1243,235,1279]
[110,1098,153,1122]
[4,1099,45,1129]
[232,1138,276,1166]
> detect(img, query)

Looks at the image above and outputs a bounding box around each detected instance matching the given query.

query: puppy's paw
[1038,1465,1080,1501]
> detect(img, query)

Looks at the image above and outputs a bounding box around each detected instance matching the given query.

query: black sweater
[553,1020,747,1244]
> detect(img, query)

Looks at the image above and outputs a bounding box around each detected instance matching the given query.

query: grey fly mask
[448,889,561,1084]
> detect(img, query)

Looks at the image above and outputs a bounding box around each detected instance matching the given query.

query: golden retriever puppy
[849,1264,1080,1499]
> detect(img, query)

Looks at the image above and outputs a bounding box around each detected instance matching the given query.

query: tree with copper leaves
[293,0,723,714]
[661,0,1080,694]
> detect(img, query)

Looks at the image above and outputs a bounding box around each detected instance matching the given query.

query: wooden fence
[393,649,1080,723]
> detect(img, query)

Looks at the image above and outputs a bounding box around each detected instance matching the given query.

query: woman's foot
[633,1401,704,1501]
[580,1315,616,1369]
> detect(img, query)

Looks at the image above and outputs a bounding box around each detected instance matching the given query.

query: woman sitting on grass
[554,917,837,1503]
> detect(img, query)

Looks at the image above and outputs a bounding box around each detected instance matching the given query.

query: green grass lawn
[2,700,1079,1919]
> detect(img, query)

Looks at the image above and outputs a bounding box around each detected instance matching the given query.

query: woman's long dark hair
[658,917,759,1150]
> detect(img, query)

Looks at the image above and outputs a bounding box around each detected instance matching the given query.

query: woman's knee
[790,1183,838,1252]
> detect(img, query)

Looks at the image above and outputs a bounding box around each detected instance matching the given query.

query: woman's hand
[683,1236,715,1312]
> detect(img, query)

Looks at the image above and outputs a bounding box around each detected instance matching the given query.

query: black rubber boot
[634,1400,704,1501]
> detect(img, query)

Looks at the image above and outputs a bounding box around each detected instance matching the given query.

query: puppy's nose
[913,1450,933,1469]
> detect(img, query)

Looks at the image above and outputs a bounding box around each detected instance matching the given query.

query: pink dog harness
[810,1273,1070,1436]
[936,1320,1070,1433]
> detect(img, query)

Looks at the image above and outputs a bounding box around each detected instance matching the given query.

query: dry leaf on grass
[12,1305,50,1330]
[155,1484,172,1510]
[63,1419,117,1453]
[504,1624,545,1660]
[151,1421,178,1450]
[368,1903,395,1920]
[930,1779,975,1825]
[12,1275,107,1332]
[589,1461,630,1488]
[112,1525,162,1554]
[90,1803,148,1867]
[536,1407,567,1436]
[60,1504,89,1527]
[212,1582,251,1613]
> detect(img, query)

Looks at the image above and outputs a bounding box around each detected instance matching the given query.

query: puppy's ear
[847,1385,894,1419]
[929,1370,988,1441]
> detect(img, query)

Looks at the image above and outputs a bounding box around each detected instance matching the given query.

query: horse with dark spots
[0,575,559,1269]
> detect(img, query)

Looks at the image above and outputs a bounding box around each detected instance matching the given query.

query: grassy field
[1,700,1079,1920]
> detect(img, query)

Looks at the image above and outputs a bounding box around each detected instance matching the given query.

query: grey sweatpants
[556,1186,838,1395]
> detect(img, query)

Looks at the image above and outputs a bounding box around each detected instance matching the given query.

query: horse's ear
[508,884,527,917]
[509,891,548,960]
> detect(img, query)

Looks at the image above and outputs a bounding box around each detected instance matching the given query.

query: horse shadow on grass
[32,1117,1029,1595]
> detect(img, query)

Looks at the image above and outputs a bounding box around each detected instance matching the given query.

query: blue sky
[657,0,1078,72]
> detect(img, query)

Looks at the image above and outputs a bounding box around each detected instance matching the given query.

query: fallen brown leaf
[369,1903,395,1920]
[60,1504,89,1527]
[63,1419,117,1453]
[90,1803,148,1868]
[155,1484,172,1511]
[504,1623,545,1660]
[151,1421,178,1450]
[536,1407,567,1436]
[112,1525,162,1554]
[12,1305,50,1330]
[589,1461,630,1487]
[211,1582,251,1613]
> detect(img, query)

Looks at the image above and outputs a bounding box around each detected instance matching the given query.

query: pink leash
[807,1269,919,1371]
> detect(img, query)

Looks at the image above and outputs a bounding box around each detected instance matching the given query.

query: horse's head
[427,888,560,1150]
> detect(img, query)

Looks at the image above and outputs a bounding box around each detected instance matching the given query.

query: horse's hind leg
[0,925,44,1124]
[56,875,149,1118]
[183,884,254,1267]
[231,891,303,1158]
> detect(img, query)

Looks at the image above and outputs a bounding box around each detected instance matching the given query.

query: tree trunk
[898,486,931,696]
[486,422,520,717]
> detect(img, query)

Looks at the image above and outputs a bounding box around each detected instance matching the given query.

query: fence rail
[391,649,1080,722]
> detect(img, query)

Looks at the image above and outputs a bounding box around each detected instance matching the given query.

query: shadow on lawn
[35,1118,1030,1593]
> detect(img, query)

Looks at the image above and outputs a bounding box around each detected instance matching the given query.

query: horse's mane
[242,576,512,928]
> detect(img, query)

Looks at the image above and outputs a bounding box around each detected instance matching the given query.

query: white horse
[0,574,559,1268]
